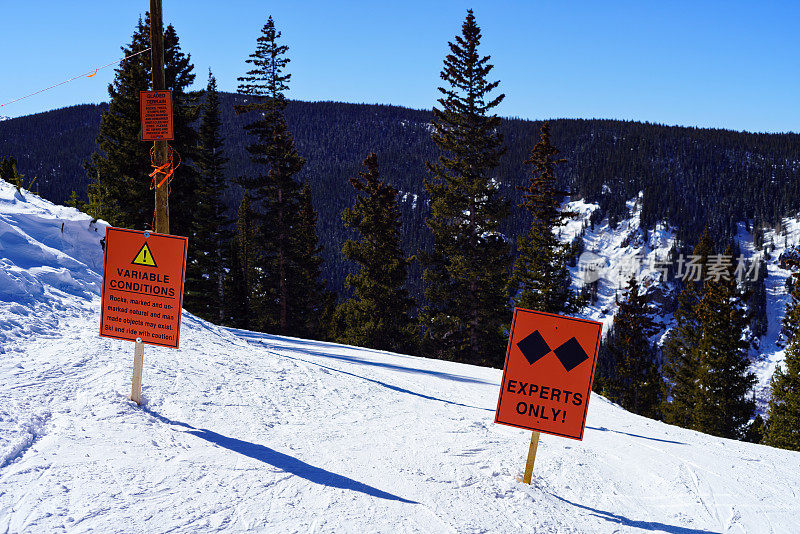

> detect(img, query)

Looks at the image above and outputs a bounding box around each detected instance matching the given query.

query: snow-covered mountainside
[737,218,800,410]
[2,182,799,532]
[561,194,800,413]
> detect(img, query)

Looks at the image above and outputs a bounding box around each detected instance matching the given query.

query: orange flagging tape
[149,161,173,188]
[148,144,181,230]
[149,144,181,190]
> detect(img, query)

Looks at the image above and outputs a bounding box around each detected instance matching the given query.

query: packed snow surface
[1,182,799,533]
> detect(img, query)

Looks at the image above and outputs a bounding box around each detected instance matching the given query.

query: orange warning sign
[495,308,602,440]
[100,227,187,348]
[140,90,174,141]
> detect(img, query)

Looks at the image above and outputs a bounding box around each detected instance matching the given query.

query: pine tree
[511,122,580,313]
[224,194,256,330]
[65,190,86,211]
[664,237,756,439]
[745,257,768,338]
[596,276,661,418]
[84,16,147,225]
[692,245,756,439]
[662,282,701,428]
[0,157,26,191]
[690,228,715,285]
[161,24,201,240]
[235,16,327,337]
[662,234,711,427]
[84,169,114,222]
[331,153,416,352]
[0,156,18,185]
[765,273,800,450]
[744,413,766,444]
[184,71,231,322]
[420,10,511,366]
[289,182,334,340]
[85,14,199,233]
[782,273,800,343]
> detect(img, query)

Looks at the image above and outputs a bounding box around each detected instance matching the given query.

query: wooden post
[129,0,168,406]
[131,338,144,404]
[150,0,169,235]
[522,431,540,484]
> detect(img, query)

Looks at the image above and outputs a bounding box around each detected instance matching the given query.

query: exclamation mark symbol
[561,411,566,423]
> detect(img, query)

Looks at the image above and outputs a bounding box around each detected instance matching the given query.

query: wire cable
[0,47,152,109]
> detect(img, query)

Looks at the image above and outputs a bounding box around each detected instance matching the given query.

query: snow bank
[0,181,106,350]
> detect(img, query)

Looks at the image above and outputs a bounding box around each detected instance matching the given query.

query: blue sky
[1,1,798,133]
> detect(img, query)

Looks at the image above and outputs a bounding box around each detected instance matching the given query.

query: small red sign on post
[100,227,187,348]
[140,90,174,141]
[495,308,602,440]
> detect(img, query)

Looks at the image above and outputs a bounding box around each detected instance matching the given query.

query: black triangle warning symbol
[132,242,157,267]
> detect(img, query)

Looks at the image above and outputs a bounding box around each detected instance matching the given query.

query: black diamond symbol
[517,330,551,366]
[553,337,590,372]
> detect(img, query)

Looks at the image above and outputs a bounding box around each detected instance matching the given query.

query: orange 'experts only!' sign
[100,227,187,348]
[140,90,174,141]
[495,308,602,440]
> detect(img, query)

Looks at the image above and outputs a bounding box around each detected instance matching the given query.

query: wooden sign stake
[522,431,540,484]
[131,338,144,405]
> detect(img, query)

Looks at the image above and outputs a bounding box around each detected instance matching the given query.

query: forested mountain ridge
[2,96,800,295]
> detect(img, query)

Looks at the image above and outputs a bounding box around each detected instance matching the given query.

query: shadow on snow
[143,408,418,504]
[280,352,495,413]
[586,426,687,445]
[230,328,494,386]
[549,493,717,534]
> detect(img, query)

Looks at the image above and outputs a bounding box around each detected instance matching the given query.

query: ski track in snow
[2,182,800,532]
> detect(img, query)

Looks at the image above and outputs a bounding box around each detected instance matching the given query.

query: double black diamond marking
[517,330,551,366]
[517,330,589,372]
[552,337,590,372]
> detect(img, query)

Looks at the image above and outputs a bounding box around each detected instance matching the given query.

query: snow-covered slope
[2,182,800,533]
